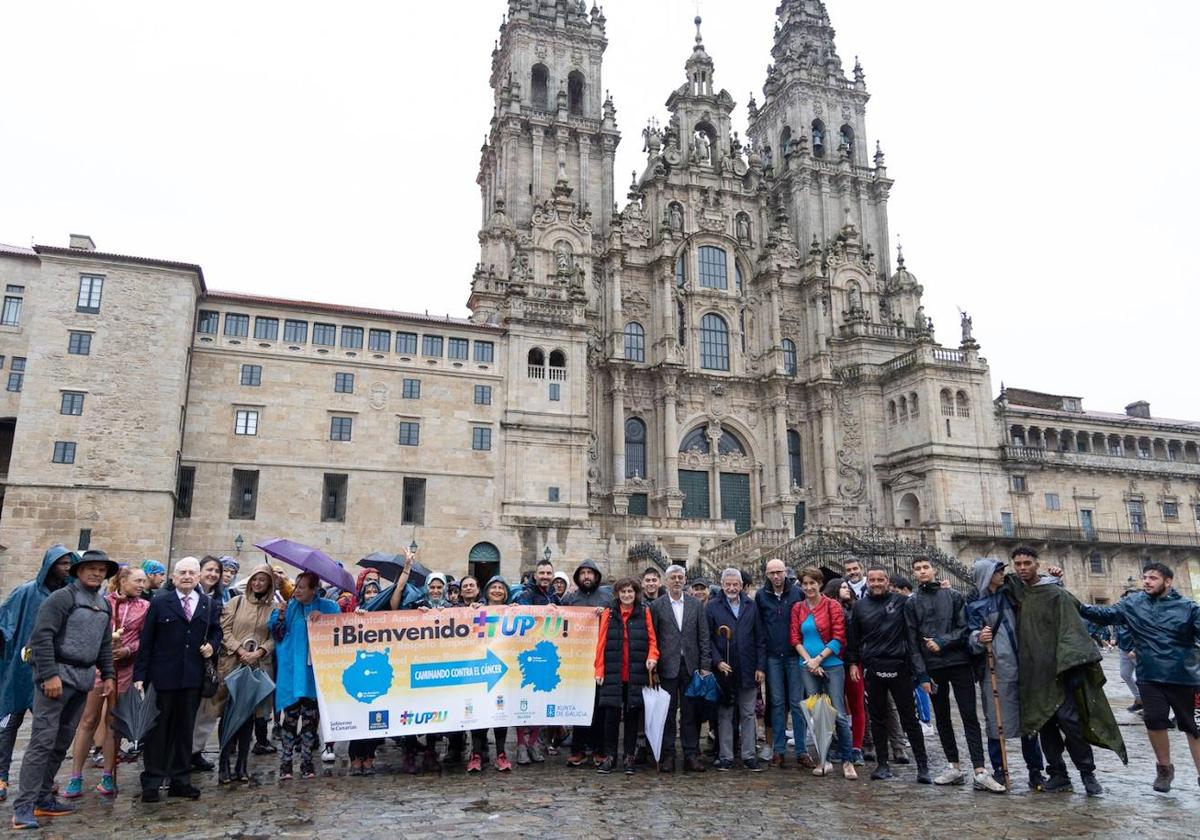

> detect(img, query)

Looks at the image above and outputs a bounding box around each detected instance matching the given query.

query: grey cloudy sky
[2,1,1197,419]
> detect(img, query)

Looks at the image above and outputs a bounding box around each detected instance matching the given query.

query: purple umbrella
[255,538,356,593]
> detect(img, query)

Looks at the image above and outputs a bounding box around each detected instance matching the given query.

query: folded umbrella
[801,693,838,766]
[684,670,720,704]
[256,538,356,593]
[113,684,159,743]
[357,552,430,589]
[641,675,672,763]
[219,665,276,752]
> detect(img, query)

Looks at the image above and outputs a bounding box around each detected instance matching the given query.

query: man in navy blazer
[707,567,766,771]
[134,557,222,801]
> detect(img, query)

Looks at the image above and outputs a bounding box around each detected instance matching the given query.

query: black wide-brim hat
[71,549,120,579]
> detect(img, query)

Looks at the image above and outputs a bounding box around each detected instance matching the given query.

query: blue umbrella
[256,538,356,593]
[357,552,430,588]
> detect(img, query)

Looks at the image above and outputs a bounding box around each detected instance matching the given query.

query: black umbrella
[357,552,430,588]
[113,684,160,742]
[219,665,276,752]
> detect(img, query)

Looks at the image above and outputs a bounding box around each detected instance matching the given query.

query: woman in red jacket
[824,577,866,766]
[594,577,658,775]
[790,568,857,780]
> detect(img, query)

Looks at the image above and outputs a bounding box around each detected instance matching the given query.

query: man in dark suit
[650,564,711,773]
[133,556,223,802]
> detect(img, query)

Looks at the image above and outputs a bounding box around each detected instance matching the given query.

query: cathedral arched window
[679,427,710,454]
[787,429,803,486]
[531,64,549,111]
[782,339,797,376]
[623,322,645,363]
[625,417,647,479]
[568,71,585,117]
[527,347,545,379]
[699,313,730,371]
[909,392,920,418]
[548,349,567,381]
[717,429,746,455]
[956,390,970,418]
[839,124,855,157]
[675,250,687,287]
[888,400,898,426]
[780,126,793,157]
[898,395,908,422]
[940,388,954,417]
[811,119,826,158]
[698,246,728,289]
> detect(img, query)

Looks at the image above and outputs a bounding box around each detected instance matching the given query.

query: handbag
[199,595,222,699]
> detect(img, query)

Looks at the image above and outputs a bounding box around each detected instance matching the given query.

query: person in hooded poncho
[466,576,517,774]
[0,546,75,802]
[562,560,610,766]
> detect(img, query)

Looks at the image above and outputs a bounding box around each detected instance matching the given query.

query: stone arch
[567,70,586,116]
[531,64,549,111]
[897,493,921,527]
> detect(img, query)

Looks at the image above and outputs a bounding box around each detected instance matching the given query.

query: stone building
[1,0,1196,600]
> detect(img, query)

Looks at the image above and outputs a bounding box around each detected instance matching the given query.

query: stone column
[611,368,627,488]
[768,281,782,354]
[610,261,623,358]
[663,375,679,493]
[578,135,591,215]
[819,390,838,501]
[708,425,722,521]
[772,397,790,498]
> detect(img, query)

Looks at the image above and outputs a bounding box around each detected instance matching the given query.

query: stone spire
[684,16,716,97]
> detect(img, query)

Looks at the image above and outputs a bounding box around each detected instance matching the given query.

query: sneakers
[33,796,76,817]
[916,763,932,785]
[528,741,546,763]
[1153,763,1175,793]
[714,758,734,772]
[566,752,586,767]
[321,746,336,763]
[516,744,531,765]
[10,804,38,831]
[1028,769,1046,791]
[96,774,118,796]
[623,755,636,775]
[494,752,513,772]
[466,753,483,773]
[851,748,865,767]
[934,766,965,785]
[870,764,894,781]
[252,741,277,755]
[62,775,84,799]
[744,758,765,772]
[1042,773,1073,793]
[1081,772,1103,797]
[974,770,1007,793]
[843,762,858,781]
[596,757,615,774]
[812,761,833,777]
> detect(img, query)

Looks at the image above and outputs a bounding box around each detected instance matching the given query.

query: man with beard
[140,561,167,603]
[563,560,611,766]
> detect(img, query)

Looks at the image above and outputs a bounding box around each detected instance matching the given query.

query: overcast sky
[3,1,1197,420]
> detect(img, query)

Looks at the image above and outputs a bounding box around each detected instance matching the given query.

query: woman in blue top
[789,568,857,780]
[271,572,339,779]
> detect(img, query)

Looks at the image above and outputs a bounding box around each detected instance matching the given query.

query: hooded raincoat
[0,546,74,722]
[561,560,612,607]
[270,594,339,712]
[966,559,1020,740]
[218,564,279,687]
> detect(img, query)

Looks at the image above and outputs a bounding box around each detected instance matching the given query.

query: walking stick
[984,638,1010,790]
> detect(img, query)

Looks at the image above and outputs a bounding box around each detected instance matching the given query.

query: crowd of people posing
[1,543,1198,830]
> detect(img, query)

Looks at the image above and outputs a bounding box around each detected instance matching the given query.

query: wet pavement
[5,655,1198,839]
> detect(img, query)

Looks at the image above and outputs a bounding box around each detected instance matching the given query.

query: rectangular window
[402,379,421,399]
[240,364,262,386]
[68,332,92,355]
[548,486,560,503]
[334,372,354,394]
[396,332,417,354]
[175,465,195,518]
[447,337,469,360]
[1045,492,1061,511]
[229,469,259,520]
[76,275,103,313]
[197,310,220,334]
[52,441,77,463]
[628,493,649,516]
[330,416,353,441]
[340,326,364,349]
[60,392,84,415]
[224,313,249,337]
[549,382,561,402]
[234,409,259,436]
[474,341,495,363]
[1,295,21,326]
[401,477,426,526]
[368,329,391,352]
[1088,551,1104,575]
[1011,475,1027,492]
[313,323,337,346]
[283,319,308,344]
[1162,501,1179,520]
[1128,500,1146,533]
[322,473,348,522]
[474,385,492,405]
[1137,442,1152,460]
[472,427,492,451]
[78,528,91,551]
[1000,511,1014,537]
[422,335,444,357]
[254,317,280,341]
[697,245,728,289]
[6,357,25,392]
[398,421,420,446]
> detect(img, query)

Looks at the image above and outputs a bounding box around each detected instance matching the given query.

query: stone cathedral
[2,0,1197,600]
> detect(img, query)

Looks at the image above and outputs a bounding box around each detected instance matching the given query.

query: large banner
[309,606,599,740]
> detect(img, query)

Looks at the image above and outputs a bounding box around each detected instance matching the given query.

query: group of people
[1,541,1197,830]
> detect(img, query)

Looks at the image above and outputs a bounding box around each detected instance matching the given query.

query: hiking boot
[1081,772,1103,797]
[1043,773,1073,793]
[466,753,483,773]
[934,766,965,785]
[596,757,615,774]
[516,744,531,765]
[1028,769,1046,791]
[870,764,894,781]
[33,796,77,817]
[62,775,84,799]
[974,770,1006,793]
[916,763,932,784]
[1153,763,1175,793]
[10,804,38,831]
[494,752,513,772]
[528,741,546,763]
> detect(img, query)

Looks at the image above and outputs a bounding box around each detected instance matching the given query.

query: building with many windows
[1,0,1197,600]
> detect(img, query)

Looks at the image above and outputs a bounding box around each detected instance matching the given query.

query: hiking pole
[984,638,1010,790]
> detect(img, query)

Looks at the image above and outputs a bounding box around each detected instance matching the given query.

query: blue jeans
[765,654,808,757]
[800,663,854,762]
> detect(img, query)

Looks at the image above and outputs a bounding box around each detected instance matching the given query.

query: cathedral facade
[2,0,1197,601]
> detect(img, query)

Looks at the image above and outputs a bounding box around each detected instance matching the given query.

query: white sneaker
[974,770,1007,793]
[516,744,531,765]
[934,766,965,785]
[321,747,336,763]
